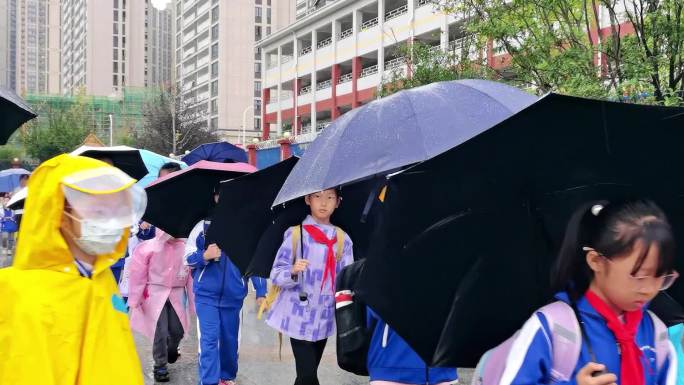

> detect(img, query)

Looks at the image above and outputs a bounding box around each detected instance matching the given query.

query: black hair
[19,174,29,181]
[158,162,182,177]
[551,199,676,299]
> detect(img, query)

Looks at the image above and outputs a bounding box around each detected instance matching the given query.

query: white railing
[385,4,408,21]
[299,85,311,95]
[360,17,378,31]
[294,131,320,143]
[429,45,442,54]
[280,91,293,100]
[299,124,313,135]
[339,73,353,83]
[316,121,331,131]
[339,28,353,40]
[417,0,431,7]
[360,64,378,78]
[317,36,332,49]
[281,55,293,64]
[384,57,404,71]
[316,79,332,90]
[299,45,312,56]
[255,138,281,149]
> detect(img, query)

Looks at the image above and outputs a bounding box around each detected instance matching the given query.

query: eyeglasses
[583,247,680,291]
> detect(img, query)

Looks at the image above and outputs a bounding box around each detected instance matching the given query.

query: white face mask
[65,213,124,256]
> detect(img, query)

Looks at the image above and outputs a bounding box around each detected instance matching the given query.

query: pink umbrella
[143,161,257,238]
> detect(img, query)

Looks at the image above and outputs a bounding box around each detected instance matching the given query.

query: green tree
[381,40,493,96]
[21,95,90,162]
[445,0,684,103]
[134,87,219,155]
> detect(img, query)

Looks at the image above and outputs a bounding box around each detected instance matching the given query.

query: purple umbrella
[273,80,538,205]
[0,168,30,193]
[181,141,248,166]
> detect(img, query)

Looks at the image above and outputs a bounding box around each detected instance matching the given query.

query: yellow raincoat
[0,154,144,385]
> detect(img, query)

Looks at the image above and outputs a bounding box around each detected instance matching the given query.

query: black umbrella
[650,293,684,327]
[206,157,299,275]
[0,87,37,144]
[217,175,387,279]
[71,145,148,180]
[355,93,684,368]
[143,161,256,238]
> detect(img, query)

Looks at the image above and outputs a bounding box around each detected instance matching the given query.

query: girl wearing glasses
[499,200,679,385]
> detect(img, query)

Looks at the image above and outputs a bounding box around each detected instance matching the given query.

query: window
[113,36,118,47]
[113,75,118,85]
[212,24,219,42]
[113,49,118,60]
[114,0,118,8]
[255,47,261,60]
[211,43,218,60]
[267,8,271,24]
[254,62,261,77]
[266,26,271,36]
[267,0,271,5]
[254,81,261,97]
[255,7,262,23]
[114,10,118,21]
[210,117,218,130]
[254,99,261,114]
[113,23,118,34]
[211,99,218,114]
[113,62,118,72]
[256,0,261,4]
[255,26,262,41]
[211,80,218,96]
[212,7,219,23]
[122,75,126,85]
[254,117,261,130]
[211,62,218,78]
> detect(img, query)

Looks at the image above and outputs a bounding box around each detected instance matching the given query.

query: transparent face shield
[62,167,147,230]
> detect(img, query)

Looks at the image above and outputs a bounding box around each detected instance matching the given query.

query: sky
[151,0,171,10]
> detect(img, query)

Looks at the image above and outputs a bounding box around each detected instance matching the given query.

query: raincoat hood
[13,154,130,274]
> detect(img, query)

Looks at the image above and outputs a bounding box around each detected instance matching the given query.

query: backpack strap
[257,226,302,320]
[335,227,345,262]
[538,301,582,382]
[647,310,670,372]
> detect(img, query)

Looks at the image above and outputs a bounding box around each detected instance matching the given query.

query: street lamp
[241,105,255,146]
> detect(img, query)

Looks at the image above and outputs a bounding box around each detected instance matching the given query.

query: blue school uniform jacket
[367,307,458,384]
[184,220,267,307]
[499,292,678,385]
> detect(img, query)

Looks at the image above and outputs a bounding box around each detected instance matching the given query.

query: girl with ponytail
[496,200,679,385]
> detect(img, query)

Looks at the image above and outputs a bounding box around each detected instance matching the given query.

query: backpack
[668,323,684,385]
[471,301,671,385]
[335,259,370,376]
[258,224,346,320]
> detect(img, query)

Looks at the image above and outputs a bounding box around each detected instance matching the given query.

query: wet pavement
[134,294,473,385]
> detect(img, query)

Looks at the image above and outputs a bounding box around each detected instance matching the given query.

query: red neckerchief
[303,224,337,295]
[585,290,644,385]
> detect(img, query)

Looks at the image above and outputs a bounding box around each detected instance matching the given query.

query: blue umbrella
[137,150,187,187]
[0,168,30,193]
[273,79,538,205]
[181,141,248,166]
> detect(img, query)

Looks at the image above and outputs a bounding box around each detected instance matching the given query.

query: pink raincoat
[128,232,195,341]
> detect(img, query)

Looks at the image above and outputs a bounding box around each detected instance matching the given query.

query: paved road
[134,294,474,384]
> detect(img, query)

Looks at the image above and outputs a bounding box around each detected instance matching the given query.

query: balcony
[299,85,311,95]
[316,79,332,90]
[339,28,353,40]
[299,46,312,57]
[384,57,404,71]
[281,55,293,64]
[360,17,378,31]
[385,4,408,21]
[417,0,431,7]
[360,64,378,78]
[339,73,353,84]
[317,37,332,49]
[316,120,331,131]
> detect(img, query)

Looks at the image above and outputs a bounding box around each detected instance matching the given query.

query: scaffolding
[24,87,158,143]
